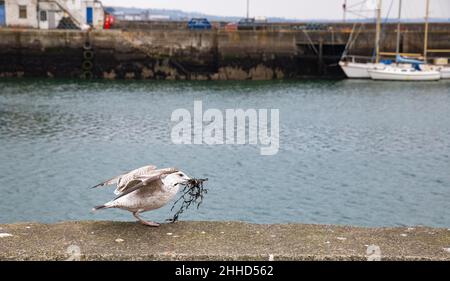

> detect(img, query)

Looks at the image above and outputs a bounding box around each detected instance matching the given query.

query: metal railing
[51,0,85,29]
[341,55,375,63]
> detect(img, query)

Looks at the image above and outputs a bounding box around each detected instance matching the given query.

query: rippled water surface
[0,79,449,227]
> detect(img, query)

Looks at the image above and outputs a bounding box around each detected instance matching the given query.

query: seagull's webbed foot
[139,220,160,227]
[133,212,160,227]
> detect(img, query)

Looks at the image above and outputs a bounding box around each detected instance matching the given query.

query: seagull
[91,165,191,227]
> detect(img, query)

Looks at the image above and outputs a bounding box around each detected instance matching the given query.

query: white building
[4,0,38,28]
[147,14,170,21]
[0,0,105,29]
[122,13,142,21]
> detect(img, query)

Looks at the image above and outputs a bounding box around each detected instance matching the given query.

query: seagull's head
[162,171,191,189]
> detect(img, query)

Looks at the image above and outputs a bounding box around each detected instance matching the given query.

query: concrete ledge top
[0,221,449,261]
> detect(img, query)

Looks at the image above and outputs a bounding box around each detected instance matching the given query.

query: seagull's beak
[174,176,191,186]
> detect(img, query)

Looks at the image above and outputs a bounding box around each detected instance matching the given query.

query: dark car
[187,18,212,30]
[237,18,266,31]
[237,18,256,30]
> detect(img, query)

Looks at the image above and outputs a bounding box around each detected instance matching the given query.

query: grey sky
[102,0,450,20]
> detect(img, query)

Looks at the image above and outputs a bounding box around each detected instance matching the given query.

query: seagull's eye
[178,173,184,177]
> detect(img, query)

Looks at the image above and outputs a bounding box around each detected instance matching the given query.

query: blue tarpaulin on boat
[396,55,424,65]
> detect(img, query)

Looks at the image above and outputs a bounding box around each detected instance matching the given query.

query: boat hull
[439,67,450,79]
[425,65,450,79]
[369,69,441,81]
[339,62,374,78]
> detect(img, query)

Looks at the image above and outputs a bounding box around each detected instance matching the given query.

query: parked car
[187,18,212,30]
[225,22,238,32]
[237,18,256,30]
[255,16,268,24]
[237,18,267,30]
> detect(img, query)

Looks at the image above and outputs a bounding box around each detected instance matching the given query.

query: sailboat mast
[246,0,250,19]
[396,0,402,56]
[375,0,382,63]
[423,0,430,62]
[343,0,347,22]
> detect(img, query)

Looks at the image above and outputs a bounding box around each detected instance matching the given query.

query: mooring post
[318,39,323,76]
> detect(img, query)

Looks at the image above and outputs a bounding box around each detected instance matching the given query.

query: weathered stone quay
[0,22,449,80]
[0,221,449,260]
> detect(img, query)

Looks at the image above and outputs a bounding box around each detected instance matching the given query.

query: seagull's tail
[92,201,114,212]
[92,204,109,212]
[92,205,105,212]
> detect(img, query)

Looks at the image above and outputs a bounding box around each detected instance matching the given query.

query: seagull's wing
[91,165,157,190]
[90,175,123,189]
[113,168,178,200]
[114,167,177,195]
[113,165,160,194]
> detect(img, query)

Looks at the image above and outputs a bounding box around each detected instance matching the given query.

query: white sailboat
[339,60,383,78]
[369,54,441,80]
[368,0,441,81]
[424,63,450,79]
[369,66,441,81]
[339,0,384,78]
[439,67,450,79]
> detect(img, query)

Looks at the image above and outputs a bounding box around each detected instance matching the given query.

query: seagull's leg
[132,212,160,227]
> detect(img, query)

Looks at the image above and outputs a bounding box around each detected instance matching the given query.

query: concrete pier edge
[0,221,449,261]
[1,23,450,80]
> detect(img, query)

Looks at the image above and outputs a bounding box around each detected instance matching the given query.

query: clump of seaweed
[166,178,208,223]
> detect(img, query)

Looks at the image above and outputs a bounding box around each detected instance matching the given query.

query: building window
[19,5,27,19]
[40,11,47,22]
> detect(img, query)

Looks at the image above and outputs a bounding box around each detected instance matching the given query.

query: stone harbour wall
[0,23,449,80]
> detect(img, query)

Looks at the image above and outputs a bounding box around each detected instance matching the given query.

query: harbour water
[0,79,449,227]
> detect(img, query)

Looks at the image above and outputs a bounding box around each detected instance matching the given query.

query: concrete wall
[1,221,450,261]
[0,24,449,80]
